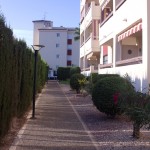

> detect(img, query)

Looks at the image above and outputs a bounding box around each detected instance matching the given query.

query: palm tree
[74,27,80,41]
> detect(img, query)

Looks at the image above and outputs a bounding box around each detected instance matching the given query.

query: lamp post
[31,44,45,119]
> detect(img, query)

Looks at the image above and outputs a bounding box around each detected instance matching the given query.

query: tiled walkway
[9,81,98,150]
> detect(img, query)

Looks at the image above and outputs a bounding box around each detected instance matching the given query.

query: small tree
[78,78,87,94]
[120,90,150,138]
[70,67,81,77]
[70,73,85,93]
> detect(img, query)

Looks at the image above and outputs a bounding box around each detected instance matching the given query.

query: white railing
[116,56,142,66]
[100,63,113,68]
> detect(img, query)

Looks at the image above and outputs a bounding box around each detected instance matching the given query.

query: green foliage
[0,13,48,138]
[90,73,98,84]
[120,90,150,138]
[85,73,120,95]
[92,76,134,117]
[70,67,81,77]
[74,27,80,41]
[70,73,85,93]
[78,78,87,94]
[57,67,71,80]
[92,74,120,84]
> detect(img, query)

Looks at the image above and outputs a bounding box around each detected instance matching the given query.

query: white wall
[67,30,80,67]
[98,0,149,91]
[39,30,68,70]
[33,21,53,45]
[38,29,79,70]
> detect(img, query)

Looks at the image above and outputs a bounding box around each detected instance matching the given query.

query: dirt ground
[0,111,29,150]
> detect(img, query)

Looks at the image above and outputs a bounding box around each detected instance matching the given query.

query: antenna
[43,12,47,20]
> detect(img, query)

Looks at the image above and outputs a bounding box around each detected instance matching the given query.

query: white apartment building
[80,0,100,76]
[33,20,80,77]
[99,0,150,91]
[80,0,150,91]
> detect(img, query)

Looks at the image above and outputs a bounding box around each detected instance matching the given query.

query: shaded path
[9,81,98,150]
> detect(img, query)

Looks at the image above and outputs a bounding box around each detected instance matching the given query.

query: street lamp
[31,44,45,119]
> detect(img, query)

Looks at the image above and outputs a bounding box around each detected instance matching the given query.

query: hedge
[91,73,120,84]
[57,67,70,80]
[0,13,48,138]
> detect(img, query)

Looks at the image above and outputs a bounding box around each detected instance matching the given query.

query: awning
[102,0,111,10]
[103,45,108,56]
[118,22,142,42]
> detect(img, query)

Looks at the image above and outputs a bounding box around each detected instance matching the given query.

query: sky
[0,0,80,47]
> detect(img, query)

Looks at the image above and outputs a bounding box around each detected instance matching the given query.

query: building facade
[80,0,150,91]
[80,0,100,76]
[33,20,80,77]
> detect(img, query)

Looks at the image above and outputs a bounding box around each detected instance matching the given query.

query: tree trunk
[133,122,140,138]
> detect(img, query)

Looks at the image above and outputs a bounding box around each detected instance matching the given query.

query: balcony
[80,1,100,29]
[100,63,113,69]
[100,11,113,27]
[116,56,142,66]
[100,56,142,70]
[100,0,113,27]
[84,33,99,56]
[81,65,98,76]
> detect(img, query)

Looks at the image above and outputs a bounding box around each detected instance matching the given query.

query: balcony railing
[81,65,98,72]
[116,56,142,66]
[85,5,91,17]
[100,63,113,69]
[100,57,142,69]
[100,12,113,27]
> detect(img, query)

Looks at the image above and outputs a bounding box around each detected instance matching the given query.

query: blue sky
[0,0,80,47]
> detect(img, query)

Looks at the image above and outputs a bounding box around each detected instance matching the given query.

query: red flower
[113,92,120,105]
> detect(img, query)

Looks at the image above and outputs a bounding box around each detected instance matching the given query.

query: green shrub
[90,73,98,84]
[0,13,48,138]
[120,90,150,138]
[70,67,81,77]
[57,67,70,80]
[70,73,85,93]
[92,74,120,84]
[92,76,134,117]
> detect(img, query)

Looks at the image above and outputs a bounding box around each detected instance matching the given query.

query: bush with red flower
[92,76,134,117]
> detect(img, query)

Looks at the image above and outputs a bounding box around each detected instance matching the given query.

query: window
[56,54,60,58]
[103,55,108,64]
[67,39,72,45]
[56,33,60,37]
[67,60,72,66]
[67,49,72,55]
[44,22,51,27]
[56,43,60,47]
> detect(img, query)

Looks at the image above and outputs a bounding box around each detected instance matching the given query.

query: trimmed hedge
[57,67,70,80]
[70,73,85,93]
[0,13,48,138]
[91,73,119,84]
[70,67,81,77]
[92,76,134,117]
